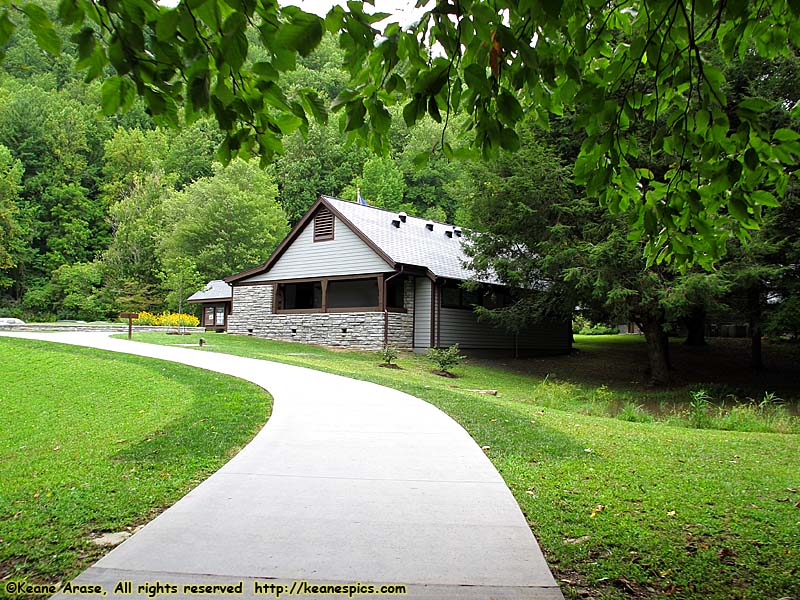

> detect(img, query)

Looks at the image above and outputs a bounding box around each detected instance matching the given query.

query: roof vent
[425,222,434,231]
[398,212,407,223]
[454,227,462,237]
[391,219,401,228]
[445,230,453,238]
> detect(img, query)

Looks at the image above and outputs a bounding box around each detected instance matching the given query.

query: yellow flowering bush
[132,311,199,327]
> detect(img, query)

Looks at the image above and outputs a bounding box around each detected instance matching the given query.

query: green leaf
[403,97,421,127]
[156,10,180,41]
[499,128,520,152]
[728,196,750,222]
[750,190,778,207]
[368,99,391,133]
[744,147,759,170]
[344,101,366,132]
[0,11,15,47]
[276,13,324,57]
[464,64,490,95]
[23,3,61,55]
[57,0,84,26]
[302,90,328,124]
[413,151,430,167]
[737,98,773,114]
[542,0,564,19]
[100,76,123,115]
[773,128,800,142]
[497,92,523,123]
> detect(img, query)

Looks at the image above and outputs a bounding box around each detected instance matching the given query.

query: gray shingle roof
[187,279,232,302]
[323,196,494,283]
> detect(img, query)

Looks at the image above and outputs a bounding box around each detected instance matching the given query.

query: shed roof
[187,279,232,303]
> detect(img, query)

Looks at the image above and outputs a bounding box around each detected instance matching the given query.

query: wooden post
[119,313,139,340]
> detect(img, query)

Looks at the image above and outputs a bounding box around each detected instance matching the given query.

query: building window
[441,280,480,309]
[327,278,379,309]
[440,280,512,310]
[386,277,405,309]
[204,306,214,325]
[277,281,323,310]
[313,207,334,242]
[215,306,225,326]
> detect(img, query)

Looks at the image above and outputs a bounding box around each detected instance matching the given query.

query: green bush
[579,322,620,335]
[378,345,399,365]
[427,344,466,374]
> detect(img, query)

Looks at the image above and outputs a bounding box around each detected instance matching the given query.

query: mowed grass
[122,332,800,599]
[0,338,271,585]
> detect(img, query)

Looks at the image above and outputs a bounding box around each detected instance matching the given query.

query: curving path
[1,332,562,599]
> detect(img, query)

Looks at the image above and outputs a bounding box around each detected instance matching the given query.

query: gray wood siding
[439,307,571,352]
[413,277,432,349]
[242,217,392,283]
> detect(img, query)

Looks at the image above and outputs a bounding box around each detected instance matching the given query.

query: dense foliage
[1,0,797,267]
[0,3,796,386]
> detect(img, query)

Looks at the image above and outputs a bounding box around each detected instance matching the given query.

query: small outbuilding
[187,279,232,332]
[223,196,571,354]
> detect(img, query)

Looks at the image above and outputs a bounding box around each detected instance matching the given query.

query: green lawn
[0,337,271,585]
[117,332,800,600]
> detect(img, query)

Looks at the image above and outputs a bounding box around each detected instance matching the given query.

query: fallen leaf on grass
[776,497,790,503]
[590,504,605,518]
[564,535,590,544]
[785,487,797,493]
[53,445,60,451]
[481,445,491,452]
[667,510,676,517]
[795,501,800,509]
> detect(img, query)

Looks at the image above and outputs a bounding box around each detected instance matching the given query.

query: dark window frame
[271,273,393,314]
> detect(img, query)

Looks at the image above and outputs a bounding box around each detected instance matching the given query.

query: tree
[159,159,289,281]
[357,156,409,213]
[0,144,23,289]
[465,125,680,384]
[102,127,168,202]
[5,0,798,268]
[103,170,171,310]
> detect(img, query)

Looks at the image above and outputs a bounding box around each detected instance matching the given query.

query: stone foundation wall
[228,279,415,350]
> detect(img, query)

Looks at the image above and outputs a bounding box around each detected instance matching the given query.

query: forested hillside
[0,8,474,321]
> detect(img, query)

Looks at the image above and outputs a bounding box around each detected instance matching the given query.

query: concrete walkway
[1,332,562,599]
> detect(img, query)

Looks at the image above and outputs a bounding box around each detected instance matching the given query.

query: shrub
[579,322,620,335]
[132,311,199,327]
[427,344,465,374]
[378,345,399,365]
[157,312,200,327]
[132,311,158,325]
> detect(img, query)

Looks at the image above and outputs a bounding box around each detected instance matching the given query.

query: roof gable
[226,198,393,283]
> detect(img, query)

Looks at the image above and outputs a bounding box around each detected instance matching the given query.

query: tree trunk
[684,306,707,346]
[640,319,671,386]
[748,286,763,371]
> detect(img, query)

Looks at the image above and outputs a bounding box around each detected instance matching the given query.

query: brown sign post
[119,313,139,340]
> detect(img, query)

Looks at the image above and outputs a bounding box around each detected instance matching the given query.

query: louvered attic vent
[314,207,334,242]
